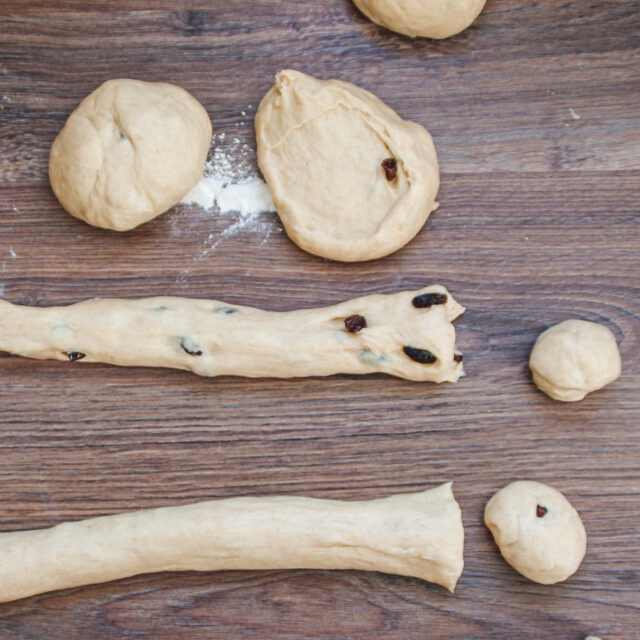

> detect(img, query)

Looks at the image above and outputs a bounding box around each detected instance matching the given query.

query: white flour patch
[216,177,274,217]
[569,107,581,120]
[183,174,274,218]
[180,130,280,256]
[182,133,275,218]
[9,248,17,258]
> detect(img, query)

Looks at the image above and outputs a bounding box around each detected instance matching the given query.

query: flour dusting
[179,129,281,257]
[181,133,276,224]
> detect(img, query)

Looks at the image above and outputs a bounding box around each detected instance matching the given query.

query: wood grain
[0,1,639,638]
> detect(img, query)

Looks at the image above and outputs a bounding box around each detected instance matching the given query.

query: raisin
[382,157,397,181]
[536,504,548,518]
[403,346,437,364]
[214,306,238,315]
[180,339,203,357]
[453,353,464,363]
[412,292,448,308]
[344,315,366,333]
[66,351,86,362]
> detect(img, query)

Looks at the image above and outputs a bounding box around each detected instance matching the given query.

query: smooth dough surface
[49,78,212,231]
[0,483,464,602]
[256,70,440,262]
[353,0,486,39]
[529,319,621,402]
[0,285,464,382]
[484,481,587,585]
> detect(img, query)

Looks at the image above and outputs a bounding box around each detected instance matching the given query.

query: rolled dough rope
[0,285,464,382]
[0,483,464,602]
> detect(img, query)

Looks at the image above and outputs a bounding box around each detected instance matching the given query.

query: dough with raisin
[256,70,439,262]
[49,79,212,231]
[0,285,464,383]
[484,481,587,584]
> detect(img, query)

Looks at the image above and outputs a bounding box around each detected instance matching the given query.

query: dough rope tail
[0,483,464,602]
[0,286,464,382]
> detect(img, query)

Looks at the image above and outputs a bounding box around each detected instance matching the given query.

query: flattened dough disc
[256,70,440,262]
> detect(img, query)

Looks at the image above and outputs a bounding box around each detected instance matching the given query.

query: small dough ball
[256,70,439,262]
[529,319,621,402]
[484,481,587,585]
[353,0,486,39]
[49,79,212,231]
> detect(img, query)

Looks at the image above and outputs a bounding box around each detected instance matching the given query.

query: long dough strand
[0,286,464,382]
[0,483,464,602]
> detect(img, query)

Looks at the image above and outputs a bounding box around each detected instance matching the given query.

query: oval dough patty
[49,78,212,231]
[353,0,487,39]
[484,481,587,584]
[256,70,440,262]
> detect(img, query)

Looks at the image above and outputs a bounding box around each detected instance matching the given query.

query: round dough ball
[484,481,587,585]
[49,79,212,231]
[256,70,439,262]
[353,0,486,39]
[529,319,621,402]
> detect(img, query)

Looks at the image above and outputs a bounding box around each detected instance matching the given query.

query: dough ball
[484,481,587,585]
[353,0,486,39]
[529,319,621,402]
[256,70,439,262]
[49,79,212,231]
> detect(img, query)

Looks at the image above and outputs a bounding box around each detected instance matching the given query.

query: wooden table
[0,1,638,637]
